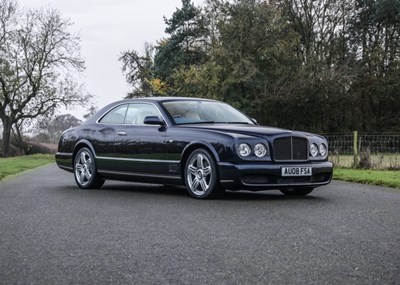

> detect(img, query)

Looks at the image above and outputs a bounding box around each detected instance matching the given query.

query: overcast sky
[18,0,203,119]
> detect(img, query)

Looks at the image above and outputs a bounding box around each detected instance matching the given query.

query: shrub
[358,147,373,169]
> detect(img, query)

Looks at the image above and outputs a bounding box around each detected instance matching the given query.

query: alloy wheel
[186,152,213,196]
[75,149,93,187]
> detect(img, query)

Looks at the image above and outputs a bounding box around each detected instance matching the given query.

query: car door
[113,103,167,175]
[93,103,128,171]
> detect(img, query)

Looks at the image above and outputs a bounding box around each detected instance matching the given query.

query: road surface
[0,164,399,284]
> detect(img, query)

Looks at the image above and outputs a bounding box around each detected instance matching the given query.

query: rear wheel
[280,187,314,196]
[184,149,223,199]
[74,147,105,189]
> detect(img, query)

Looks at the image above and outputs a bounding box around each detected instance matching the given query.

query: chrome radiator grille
[273,137,308,161]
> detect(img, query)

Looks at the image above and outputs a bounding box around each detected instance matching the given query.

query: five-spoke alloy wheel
[74,147,104,189]
[184,149,223,199]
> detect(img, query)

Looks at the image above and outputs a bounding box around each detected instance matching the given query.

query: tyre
[184,149,223,199]
[280,187,314,196]
[74,147,105,189]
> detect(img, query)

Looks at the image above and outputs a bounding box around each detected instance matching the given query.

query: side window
[125,103,160,125]
[99,104,128,124]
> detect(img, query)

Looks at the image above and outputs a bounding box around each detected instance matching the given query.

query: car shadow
[102,182,189,197]
[61,181,328,202]
[223,190,328,202]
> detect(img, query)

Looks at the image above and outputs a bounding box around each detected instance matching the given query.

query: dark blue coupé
[56,97,333,199]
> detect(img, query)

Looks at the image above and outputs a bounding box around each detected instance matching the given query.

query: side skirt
[97,169,182,185]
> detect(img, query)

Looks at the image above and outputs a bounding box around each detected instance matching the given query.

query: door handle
[117,131,127,136]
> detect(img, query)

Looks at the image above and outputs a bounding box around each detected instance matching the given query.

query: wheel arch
[180,141,220,183]
[72,139,96,167]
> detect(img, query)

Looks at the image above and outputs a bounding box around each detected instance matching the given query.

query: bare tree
[37,114,82,143]
[83,104,98,119]
[120,43,155,98]
[0,0,87,156]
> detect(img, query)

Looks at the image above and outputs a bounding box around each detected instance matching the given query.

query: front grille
[273,137,308,161]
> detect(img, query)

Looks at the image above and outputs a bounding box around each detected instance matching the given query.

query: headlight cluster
[238,143,269,158]
[238,143,251,157]
[310,143,327,158]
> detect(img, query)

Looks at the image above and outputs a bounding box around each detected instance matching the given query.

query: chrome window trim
[96,103,129,125]
[96,101,170,127]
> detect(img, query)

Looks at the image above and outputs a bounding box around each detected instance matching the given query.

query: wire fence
[325,133,400,155]
[323,132,400,169]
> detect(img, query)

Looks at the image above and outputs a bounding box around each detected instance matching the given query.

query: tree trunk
[1,118,12,157]
[12,125,24,151]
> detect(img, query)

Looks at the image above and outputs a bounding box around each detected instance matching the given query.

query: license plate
[281,166,312,177]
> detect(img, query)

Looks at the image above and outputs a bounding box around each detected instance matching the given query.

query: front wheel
[280,187,314,196]
[74,147,105,189]
[184,149,223,199]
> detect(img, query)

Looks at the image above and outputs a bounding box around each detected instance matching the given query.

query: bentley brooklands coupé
[56,97,333,199]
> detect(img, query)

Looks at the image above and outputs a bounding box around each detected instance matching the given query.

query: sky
[18,0,203,119]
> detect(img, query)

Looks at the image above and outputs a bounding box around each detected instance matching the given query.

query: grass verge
[330,154,400,169]
[0,154,54,181]
[334,168,400,189]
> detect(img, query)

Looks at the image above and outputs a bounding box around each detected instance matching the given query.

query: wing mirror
[144,116,166,126]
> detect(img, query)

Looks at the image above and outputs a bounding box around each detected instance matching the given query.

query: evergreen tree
[153,0,208,86]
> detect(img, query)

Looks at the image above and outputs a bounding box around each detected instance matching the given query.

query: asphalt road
[0,164,399,285]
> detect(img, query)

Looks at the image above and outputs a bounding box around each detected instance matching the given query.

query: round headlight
[254,143,267,157]
[319,143,327,157]
[238,143,251,157]
[310,143,318,157]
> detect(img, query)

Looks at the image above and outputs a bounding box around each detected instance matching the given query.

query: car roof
[114,97,217,104]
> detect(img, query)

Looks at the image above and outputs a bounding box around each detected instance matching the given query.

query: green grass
[330,154,400,169]
[334,168,400,189]
[0,154,54,181]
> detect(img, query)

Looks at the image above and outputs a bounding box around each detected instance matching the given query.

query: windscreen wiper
[176,121,215,125]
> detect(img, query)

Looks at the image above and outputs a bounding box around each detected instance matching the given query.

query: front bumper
[217,161,333,191]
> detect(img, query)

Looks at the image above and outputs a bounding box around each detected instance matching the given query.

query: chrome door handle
[117,131,127,136]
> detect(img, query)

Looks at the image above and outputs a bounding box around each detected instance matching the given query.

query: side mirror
[144,116,165,126]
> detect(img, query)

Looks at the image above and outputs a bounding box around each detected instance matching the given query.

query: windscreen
[162,100,254,125]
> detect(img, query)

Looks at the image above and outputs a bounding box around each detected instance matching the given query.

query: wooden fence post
[353,130,358,168]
